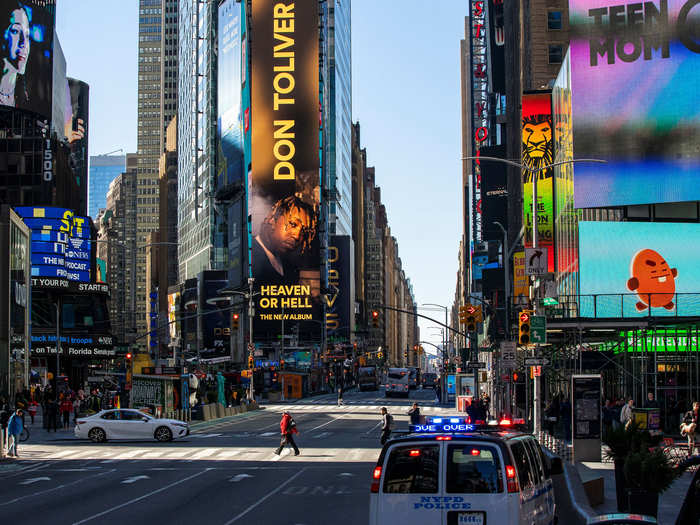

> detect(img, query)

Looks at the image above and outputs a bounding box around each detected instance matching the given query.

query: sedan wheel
[88,427,106,443]
[155,426,173,442]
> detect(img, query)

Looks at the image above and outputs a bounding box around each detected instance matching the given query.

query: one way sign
[525,247,548,276]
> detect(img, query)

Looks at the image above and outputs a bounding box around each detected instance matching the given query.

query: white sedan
[74,409,190,443]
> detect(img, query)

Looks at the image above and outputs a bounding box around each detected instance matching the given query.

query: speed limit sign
[500,341,517,368]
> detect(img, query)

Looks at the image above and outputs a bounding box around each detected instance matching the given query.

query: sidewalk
[573,460,694,524]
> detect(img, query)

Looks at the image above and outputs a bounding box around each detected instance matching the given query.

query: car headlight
[172,422,188,428]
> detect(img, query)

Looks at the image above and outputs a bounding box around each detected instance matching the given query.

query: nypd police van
[369,417,562,525]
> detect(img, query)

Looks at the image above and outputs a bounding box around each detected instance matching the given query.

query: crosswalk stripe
[190,448,220,459]
[115,450,144,459]
[165,450,191,458]
[51,449,78,458]
[141,451,165,458]
[217,450,240,458]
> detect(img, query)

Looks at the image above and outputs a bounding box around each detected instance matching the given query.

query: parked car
[74,409,189,442]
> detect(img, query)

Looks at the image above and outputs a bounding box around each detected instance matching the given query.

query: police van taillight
[370,466,382,493]
[505,464,519,493]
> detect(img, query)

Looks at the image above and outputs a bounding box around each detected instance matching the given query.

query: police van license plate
[457,511,485,524]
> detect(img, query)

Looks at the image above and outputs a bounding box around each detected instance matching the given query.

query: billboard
[326,235,352,343]
[480,144,508,240]
[250,0,321,340]
[553,50,577,295]
[522,91,554,272]
[570,0,700,207]
[15,206,91,282]
[0,0,55,118]
[199,271,231,360]
[67,78,89,209]
[216,0,243,189]
[512,251,528,306]
[579,221,700,317]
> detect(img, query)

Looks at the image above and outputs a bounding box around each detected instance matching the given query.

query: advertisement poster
[67,78,89,204]
[480,144,508,240]
[250,0,321,341]
[522,91,554,271]
[198,271,231,360]
[167,291,180,343]
[570,0,700,207]
[512,251,528,306]
[579,222,700,317]
[15,206,91,282]
[572,375,601,440]
[552,50,577,295]
[95,258,107,283]
[0,0,55,118]
[216,0,243,189]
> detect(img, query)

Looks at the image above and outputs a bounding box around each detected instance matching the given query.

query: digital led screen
[522,92,554,271]
[570,0,700,207]
[216,0,243,188]
[0,0,55,118]
[326,235,352,342]
[15,206,91,282]
[579,221,700,317]
[250,0,321,340]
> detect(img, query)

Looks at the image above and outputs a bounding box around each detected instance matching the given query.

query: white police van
[369,417,561,525]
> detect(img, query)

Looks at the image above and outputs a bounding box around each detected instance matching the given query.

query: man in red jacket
[274,411,300,456]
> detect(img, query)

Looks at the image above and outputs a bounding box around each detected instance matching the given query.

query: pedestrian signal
[372,310,380,328]
[232,313,240,331]
[518,310,532,345]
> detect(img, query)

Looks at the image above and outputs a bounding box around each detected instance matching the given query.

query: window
[510,442,535,490]
[523,439,545,484]
[100,411,117,420]
[447,445,503,493]
[383,445,440,493]
[549,45,564,64]
[548,11,562,30]
[121,410,147,421]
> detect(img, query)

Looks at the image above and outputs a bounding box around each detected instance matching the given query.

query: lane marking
[365,420,382,435]
[72,468,212,525]
[0,469,116,507]
[114,450,144,460]
[189,448,220,460]
[121,475,150,484]
[218,450,241,458]
[19,477,51,485]
[222,468,307,524]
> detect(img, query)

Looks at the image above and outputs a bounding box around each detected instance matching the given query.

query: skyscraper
[177,0,221,280]
[324,0,353,237]
[88,154,126,219]
[126,0,179,346]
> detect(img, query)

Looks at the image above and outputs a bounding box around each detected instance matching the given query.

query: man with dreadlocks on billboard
[252,195,317,287]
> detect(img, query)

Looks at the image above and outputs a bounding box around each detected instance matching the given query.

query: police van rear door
[376,441,443,523]
[442,441,511,525]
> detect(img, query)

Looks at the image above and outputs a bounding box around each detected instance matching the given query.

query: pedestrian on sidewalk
[680,401,699,456]
[27,401,37,425]
[408,402,421,425]
[435,383,442,405]
[7,408,24,457]
[60,396,72,430]
[46,397,59,432]
[620,398,634,429]
[337,385,344,406]
[380,407,393,445]
[275,411,300,456]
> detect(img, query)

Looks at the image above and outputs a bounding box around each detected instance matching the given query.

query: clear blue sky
[57,0,467,352]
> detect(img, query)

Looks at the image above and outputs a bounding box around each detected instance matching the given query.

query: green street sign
[531,316,546,344]
[542,297,559,306]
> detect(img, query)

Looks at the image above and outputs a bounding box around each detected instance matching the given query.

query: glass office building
[88,155,126,219]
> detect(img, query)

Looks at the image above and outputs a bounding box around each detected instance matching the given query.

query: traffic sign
[500,341,517,368]
[531,316,546,343]
[467,361,486,369]
[525,247,548,276]
[524,357,550,366]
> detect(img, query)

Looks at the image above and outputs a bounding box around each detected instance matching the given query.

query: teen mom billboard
[570,0,700,208]
[249,0,321,341]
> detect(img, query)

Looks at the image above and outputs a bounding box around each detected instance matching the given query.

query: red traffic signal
[125,352,133,360]
[513,372,519,382]
[519,311,530,323]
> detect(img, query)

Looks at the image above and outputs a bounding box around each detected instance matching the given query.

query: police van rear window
[446,445,503,493]
[383,445,439,493]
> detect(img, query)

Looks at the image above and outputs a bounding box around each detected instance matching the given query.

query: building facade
[88,154,126,219]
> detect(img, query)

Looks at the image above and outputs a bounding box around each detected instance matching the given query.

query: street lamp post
[462,156,606,433]
[421,303,449,403]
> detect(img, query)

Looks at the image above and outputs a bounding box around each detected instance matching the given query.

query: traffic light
[513,372,519,382]
[248,355,254,369]
[459,305,468,324]
[125,352,133,361]
[232,312,240,331]
[518,310,533,345]
[465,305,477,332]
[280,358,285,370]
[377,350,383,360]
[371,310,380,328]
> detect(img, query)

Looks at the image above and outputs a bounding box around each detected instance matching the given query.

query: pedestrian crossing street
[14,444,383,463]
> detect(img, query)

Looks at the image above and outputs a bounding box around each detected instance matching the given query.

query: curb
[562,462,597,524]
[189,405,264,430]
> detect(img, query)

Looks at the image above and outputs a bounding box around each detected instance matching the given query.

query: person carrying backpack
[274,411,300,456]
[380,407,393,445]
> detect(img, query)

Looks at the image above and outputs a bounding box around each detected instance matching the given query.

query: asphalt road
[1,387,443,525]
